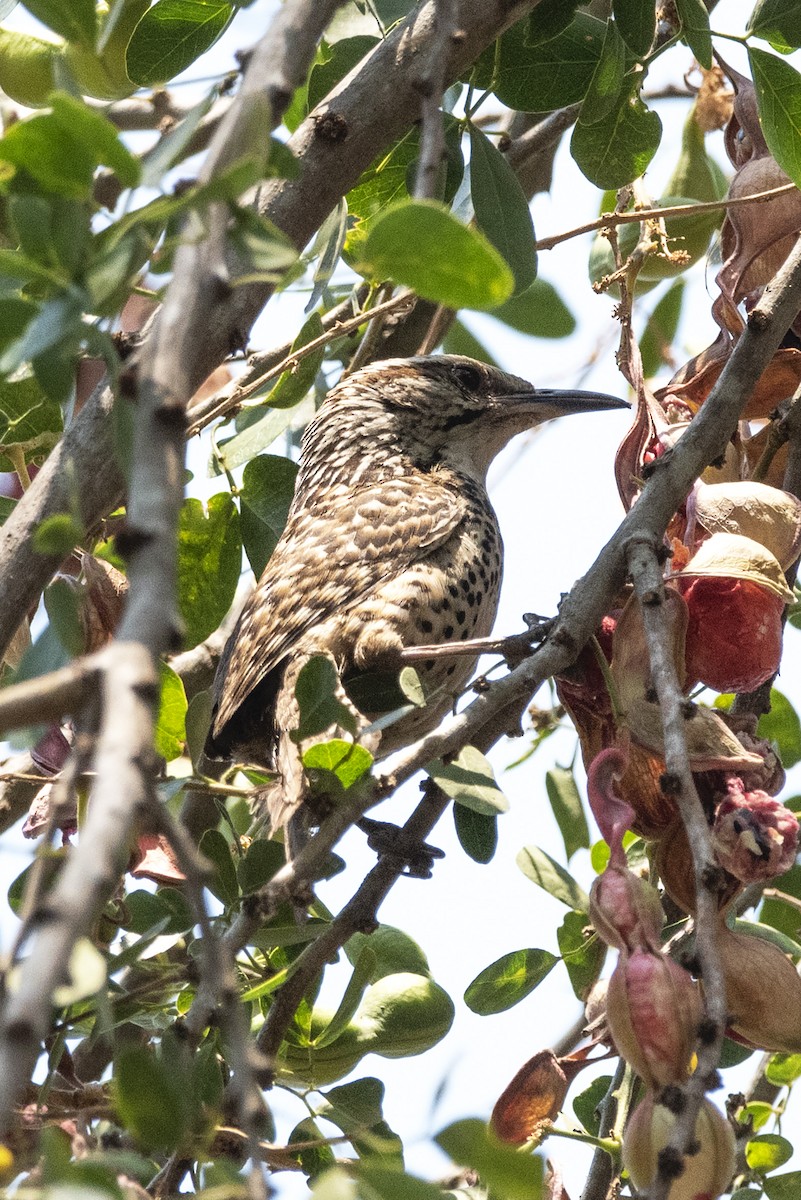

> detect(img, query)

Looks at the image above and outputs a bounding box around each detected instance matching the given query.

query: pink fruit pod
[712,777,799,884]
[606,947,701,1089]
[589,865,664,952]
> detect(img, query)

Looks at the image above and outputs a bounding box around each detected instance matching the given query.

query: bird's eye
[451,363,483,392]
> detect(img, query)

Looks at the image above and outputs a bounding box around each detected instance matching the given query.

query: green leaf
[11,620,69,690]
[516,845,590,911]
[573,1075,613,1136]
[154,662,188,762]
[316,1078,403,1166]
[746,1134,794,1173]
[545,766,590,861]
[468,125,536,295]
[126,0,233,86]
[199,828,239,906]
[761,863,801,941]
[265,312,325,409]
[359,200,514,311]
[121,887,193,935]
[308,35,379,109]
[312,948,377,1049]
[571,83,662,189]
[435,1118,544,1200]
[750,0,801,52]
[345,924,431,982]
[49,93,141,188]
[741,1101,776,1132]
[525,0,581,46]
[426,746,509,816]
[398,667,426,707]
[177,493,241,650]
[765,1052,801,1085]
[464,948,558,1015]
[355,1165,442,1200]
[32,514,83,559]
[675,0,713,67]
[613,0,655,56]
[229,208,299,284]
[492,13,606,112]
[453,804,497,864]
[238,454,296,575]
[0,94,140,197]
[346,117,464,256]
[581,17,628,124]
[44,577,83,656]
[293,655,356,741]
[303,739,373,789]
[22,0,96,46]
[489,279,576,338]
[0,118,91,198]
[749,47,801,190]
[214,405,297,474]
[237,838,284,894]
[113,1046,188,1152]
[765,1172,801,1200]
[758,688,801,768]
[52,936,107,1006]
[557,909,606,999]
[184,688,212,770]
[640,281,686,378]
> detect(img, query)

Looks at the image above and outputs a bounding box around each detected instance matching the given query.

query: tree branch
[625,536,726,1200]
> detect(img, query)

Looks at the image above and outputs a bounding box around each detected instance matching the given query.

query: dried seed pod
[694,481,801,569]
[717,925,801,1053]
[675,531,794,603]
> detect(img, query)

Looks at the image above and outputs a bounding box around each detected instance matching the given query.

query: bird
[205,354,625,849]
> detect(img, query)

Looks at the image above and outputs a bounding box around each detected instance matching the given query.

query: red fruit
[678,575,783,692]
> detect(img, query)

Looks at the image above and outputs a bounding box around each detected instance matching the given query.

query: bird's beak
[509,388,629,422]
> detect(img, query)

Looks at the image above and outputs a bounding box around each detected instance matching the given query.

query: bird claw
[357,816,445,878]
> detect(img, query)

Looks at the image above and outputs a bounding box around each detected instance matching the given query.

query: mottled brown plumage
[206,355,623,843]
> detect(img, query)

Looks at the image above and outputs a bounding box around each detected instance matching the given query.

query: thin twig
[535,182,798,253]
[186,289,415,436]
[625,536,726,1200]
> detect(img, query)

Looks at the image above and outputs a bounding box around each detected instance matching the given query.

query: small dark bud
[697,1016,718,1045]
[659,1085,686,1115]
[660,772,682,796]
[657,1145,686,1180]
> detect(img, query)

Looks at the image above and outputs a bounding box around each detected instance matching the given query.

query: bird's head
[299,355,627,488]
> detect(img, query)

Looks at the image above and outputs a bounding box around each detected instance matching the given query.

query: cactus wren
[206,355,624,841]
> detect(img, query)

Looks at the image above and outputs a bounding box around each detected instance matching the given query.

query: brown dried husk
[693,481,801,569]
[655,820,742,916]
[717,924,801,1053]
